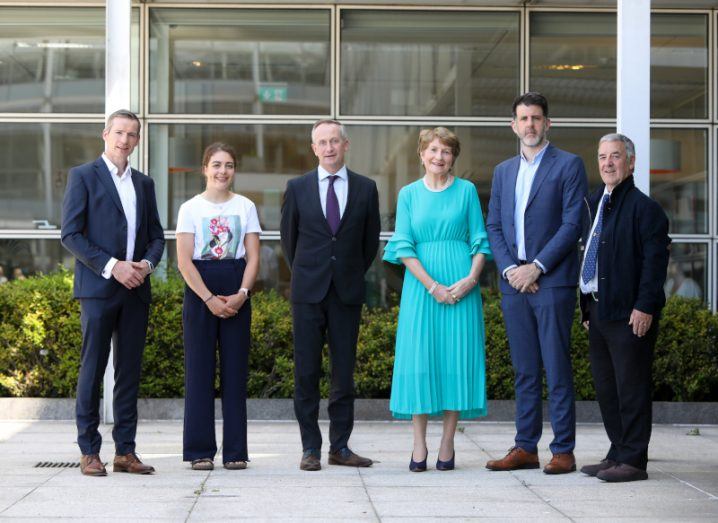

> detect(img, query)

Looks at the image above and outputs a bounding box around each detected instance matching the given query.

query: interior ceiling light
[191,60,202,67]
[544,64,595,71]
[16,41,93,49]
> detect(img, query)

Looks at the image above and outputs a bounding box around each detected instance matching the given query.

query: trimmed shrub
[0,271,716,401]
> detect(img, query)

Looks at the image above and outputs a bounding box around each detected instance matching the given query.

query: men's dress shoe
[300,449,321,471]
[597,463,648,482]
[113,452,155,474]
[328,447,373,467]
[543,452,576,474]
[80,454,107,476]
[580,459,617,477]
[409,450,427,472]
[486,446,539,471]
[436,452,455,471]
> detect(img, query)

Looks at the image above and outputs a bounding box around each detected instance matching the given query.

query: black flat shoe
[409,451,428,472]
[436,452,455,471]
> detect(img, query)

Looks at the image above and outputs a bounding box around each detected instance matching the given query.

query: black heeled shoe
[409,451,428,472]
[436,451,455,471]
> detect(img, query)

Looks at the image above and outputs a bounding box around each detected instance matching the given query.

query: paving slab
[0,420,716,521]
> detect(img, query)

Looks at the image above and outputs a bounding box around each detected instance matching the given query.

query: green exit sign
[258,84,288,103]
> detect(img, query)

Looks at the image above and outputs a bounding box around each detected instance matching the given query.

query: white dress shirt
[101,153,137,279]
[317,165,348,219]
[579,187,611,295]
[502,143,549,279]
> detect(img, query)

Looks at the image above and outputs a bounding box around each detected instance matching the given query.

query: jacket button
[331,256,336,261]
[332,237,337,242]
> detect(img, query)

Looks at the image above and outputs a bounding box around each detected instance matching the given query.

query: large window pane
[340,10,519,116]
[650,128,707,234]
[0,239,73,279]
[548,127,611,191]
[530,12,616,118]
[149,8,331,115]
[651,14,708,119]
[0,7,139,113]
[0,123,104,230]
[665,242,707,303]
[149,123,316,230]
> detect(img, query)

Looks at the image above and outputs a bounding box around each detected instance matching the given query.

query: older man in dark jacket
[578,133,670,483]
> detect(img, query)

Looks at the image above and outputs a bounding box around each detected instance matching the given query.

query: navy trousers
[292,284,361,452]
[501,287,576,454]
[587,299,656,470]
[183,259,250,463]
[77,288,149,456]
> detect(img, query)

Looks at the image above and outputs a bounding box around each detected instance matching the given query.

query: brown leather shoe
[486,446,539,471]
[113,452,155,474]
[328,447,373,467]
[80,454,107,476]
[543,452,576,474]
[300,449,321,471]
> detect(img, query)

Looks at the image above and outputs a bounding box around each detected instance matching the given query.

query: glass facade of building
[0,2,714,308]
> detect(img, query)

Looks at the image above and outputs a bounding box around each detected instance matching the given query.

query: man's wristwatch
[142,259,155,273]
[239,287,251,298]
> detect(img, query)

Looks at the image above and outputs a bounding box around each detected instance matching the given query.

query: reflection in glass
[0,239,74,278]
[548,127,611,191]
[149,123,316,230]
[664,243,706,303]
[650,128,707,234]
[341,10,519,116]
[0,123,103,230]
[149,8,331,114]
[530,12,616,118]
[651,14,708,119]
[0,7,140,113]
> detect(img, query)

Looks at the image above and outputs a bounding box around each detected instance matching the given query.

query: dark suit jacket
[579,175,671,322]
[486,143,588,294]
[61,157,165,304]
[280,168,381,305]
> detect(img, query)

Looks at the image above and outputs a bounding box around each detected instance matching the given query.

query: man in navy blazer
[61,109,165,476]
[486,93,587,474]
[280,120,380,471]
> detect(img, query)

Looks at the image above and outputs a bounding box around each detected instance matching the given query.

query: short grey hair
[311,119,348,143]
[599,133,635,162]
[104,109,141,133]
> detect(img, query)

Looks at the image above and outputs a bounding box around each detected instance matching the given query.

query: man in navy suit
[486,92,587,474]
[61,109,165,476]
[280,120,380,471]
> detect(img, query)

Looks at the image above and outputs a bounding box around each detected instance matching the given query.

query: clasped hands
[205,292,248,319]
[432,276,477,305]
[506,264,541,293]
[111,260,151,289]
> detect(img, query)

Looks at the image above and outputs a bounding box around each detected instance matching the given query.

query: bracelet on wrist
[203,294,215,303]
[428,281,439,295]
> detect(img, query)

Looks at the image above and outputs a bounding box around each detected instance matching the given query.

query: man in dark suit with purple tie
[61,109,165,476]
[280,120,381,471]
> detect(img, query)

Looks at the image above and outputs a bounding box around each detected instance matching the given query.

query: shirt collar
[520,141,550,165]
[317,164,348,181]
[101,153,132,180]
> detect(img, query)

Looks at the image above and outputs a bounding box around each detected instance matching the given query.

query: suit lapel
[94,157,125,215]
[307,170,334,235]
[505,156,521,245]
[337,170,358,234]
[525,144,556,209]
[131,169,144,232]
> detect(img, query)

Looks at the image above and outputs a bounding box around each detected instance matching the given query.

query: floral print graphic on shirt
[200,215,241,260]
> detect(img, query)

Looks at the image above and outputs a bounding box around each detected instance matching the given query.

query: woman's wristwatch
[239,287,251,298]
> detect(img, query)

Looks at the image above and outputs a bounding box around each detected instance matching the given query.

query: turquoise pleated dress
[383,177,492,420]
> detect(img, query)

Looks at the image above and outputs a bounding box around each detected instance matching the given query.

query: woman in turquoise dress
[384,127,492,472]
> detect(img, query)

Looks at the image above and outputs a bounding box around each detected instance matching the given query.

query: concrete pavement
[0,420,716,521]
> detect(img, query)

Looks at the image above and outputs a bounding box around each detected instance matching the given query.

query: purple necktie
[326,175,340,234]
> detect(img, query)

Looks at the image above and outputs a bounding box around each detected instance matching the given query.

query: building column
[617,0,651,195]
[103,0,132,425]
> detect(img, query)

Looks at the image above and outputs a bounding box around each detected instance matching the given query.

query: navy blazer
[486,143,588,294]
[61,157,165,303]
[280,168,381,305]
[579,176,671,322]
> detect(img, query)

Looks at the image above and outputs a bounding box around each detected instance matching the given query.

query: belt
[517,260,528,265]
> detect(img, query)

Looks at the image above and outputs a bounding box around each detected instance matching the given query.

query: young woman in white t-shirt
[176,142,262,471]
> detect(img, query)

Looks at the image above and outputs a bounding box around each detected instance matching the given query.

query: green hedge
[1,270,717,401]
